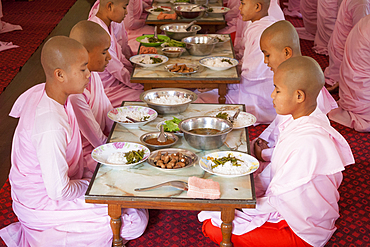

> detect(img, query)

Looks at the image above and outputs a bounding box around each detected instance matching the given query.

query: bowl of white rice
[140,88,197,114]
[199,56,238,71]
[199,151,259,177]
[108,106,158,129]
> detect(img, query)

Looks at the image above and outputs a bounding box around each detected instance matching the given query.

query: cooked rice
[150,95,191,105]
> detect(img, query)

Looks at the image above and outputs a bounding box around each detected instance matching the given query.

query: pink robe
[199,108,355,247]
[123,0,154,53]
[0,84,148,246]
[328,14,370,132]
[313,0,342,55]
[283,0,302,18]
[89,0,134,58]
[89,16,144,108]
[0,0,21,52]
[69,72,113,176]
[297,0,318,40]
[227,16,278,125]
[324,0,370,86]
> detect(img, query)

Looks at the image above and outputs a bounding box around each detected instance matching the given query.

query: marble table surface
[86,103,256,204]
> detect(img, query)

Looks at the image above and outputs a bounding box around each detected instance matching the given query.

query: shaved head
[100,0,126,6]
[41,36,87,79]
[277,56,324,101]
[69,20,110,52]
[261,20,301,55]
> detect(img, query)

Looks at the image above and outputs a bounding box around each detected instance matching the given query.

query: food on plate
[152,7,165,12]
[215,112,228,120]
[162,39,186,47]
[150,95,192,104]
[163,117,182,132]
[114,109,150,123]
[175,0,189,2]
[207,153,242,168]
[205,153,258,175]
[152,151,189,169]
[139,46,158,54]
[208,7,213,12]
[139,56,163,64]
[203,57,234,67]
[166,27,187,32]
[141,37,165,43]
[182,5,203,11]
[107,149,145,164]
[169,63,194,73]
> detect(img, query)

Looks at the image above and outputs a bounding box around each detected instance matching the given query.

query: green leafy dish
[157,117,183,136]
[136,35,171,47]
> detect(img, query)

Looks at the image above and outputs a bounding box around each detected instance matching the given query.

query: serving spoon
[157,124,167,142]
[135,180,188,191]
[154,26,158,39]
[185,20,197,31]
[229,108,240,123]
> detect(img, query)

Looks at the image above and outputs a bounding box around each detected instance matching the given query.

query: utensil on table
[185,20,197,31]
[157,124,167,142]
[134,180,188,191]
[154,26,158,39]
[126,116,144,123]
[229,109,240,123]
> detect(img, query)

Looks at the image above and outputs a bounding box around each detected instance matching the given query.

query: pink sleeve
[123,0,146,30]
[32,128,89,201]
[351,0,370,25]
[69,94,108,148]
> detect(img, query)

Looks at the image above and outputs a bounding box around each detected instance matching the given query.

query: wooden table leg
[218,84,227,104]
[143,84,153,91]
[108,204,123,247]
[220,208,235,247]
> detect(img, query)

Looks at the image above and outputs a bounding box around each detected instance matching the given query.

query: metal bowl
[174,5,207,19]
[147,148,199,171]
[140,132,179,150]
[161,47,186,58]
[140,88,198,114]
[178,116,233,150]
[181,35,219,56]
[160,23,201,41]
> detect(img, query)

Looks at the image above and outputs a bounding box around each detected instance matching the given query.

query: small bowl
[130,54,168,68]
[147,148,198,170]
[140,88,197,114]
[140,132,179,149]
[136,35,171,47]
[174,4,207,19]
[199,56,238,71]
[206,7,230,18]
[182,35,218,56]
[108,106,158,129]
[161,47,186,58]
[160,23,201,41]
[145,6,172,15]
[178,116,233,150]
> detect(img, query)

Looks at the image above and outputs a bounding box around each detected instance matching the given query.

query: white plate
[207,7,230,17]
[165,63,200,75]
[198,34,230,44]
[92,142,150,167]
[130,54,168,67]
[199,56,238,71]
[199,151,259,177]
[156,120,184,136]
[170,0,191,4]
[108,106,158,129]
[206,110,256,129]
[146,6,172,15]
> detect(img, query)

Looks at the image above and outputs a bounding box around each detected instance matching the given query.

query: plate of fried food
[165,63,200,75]
[147,148,198,171]
[145,6,172,15]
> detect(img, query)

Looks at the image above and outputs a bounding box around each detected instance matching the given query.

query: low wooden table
[85,103,256,247]
[130,36,240,104]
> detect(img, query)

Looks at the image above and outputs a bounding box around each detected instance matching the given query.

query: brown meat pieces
[169,64,194,73]
[152,151,188,169]
[139,46,158,54]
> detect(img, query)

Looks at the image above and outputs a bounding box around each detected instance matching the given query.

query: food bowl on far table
[145,6,172,15]
[181,35,218,56]
[161,47,186,58]
[174,4,207,19]
[178,116,233,150]
[107,106,158,129]
[206,7,230,17]
[140,132,179,150]
[165,63,200,75]
[198,34,230,45]
[170,0,191,5]
[130,54,168,67]
[199,56,238,71]
[160,23,201,41]
[140,88,197,114]
[136,34,170,47]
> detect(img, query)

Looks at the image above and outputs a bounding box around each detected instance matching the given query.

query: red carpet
[0,1,369,247]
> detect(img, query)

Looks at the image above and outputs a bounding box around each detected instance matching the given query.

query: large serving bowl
[174,4,207,19]
[140,132,179,150]
[181,35,218,56]
[160,23,201,41]
[178,116,233,150]
[140,88,198,114]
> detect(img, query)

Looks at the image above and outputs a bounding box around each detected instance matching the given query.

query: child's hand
[254,138,269,161]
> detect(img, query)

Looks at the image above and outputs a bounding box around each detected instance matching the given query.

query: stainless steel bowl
[140,132,179,150]
[161,47,186,58]
[181,35,219,56]
[140,88,198,114]
[178,116,233,150]
[160,23,201,41]
[174,4,207,19]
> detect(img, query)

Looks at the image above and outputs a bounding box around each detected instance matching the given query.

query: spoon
[154,26,158,39]
[229,108,241,123]
[157,124,167,142]
[126,116,145,123]
[185,20,197,31]
[134,180,188,191]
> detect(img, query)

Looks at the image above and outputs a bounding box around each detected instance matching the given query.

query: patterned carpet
[0,1,369,247]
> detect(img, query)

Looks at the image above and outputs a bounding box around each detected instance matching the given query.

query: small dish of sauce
[144,138,175,146]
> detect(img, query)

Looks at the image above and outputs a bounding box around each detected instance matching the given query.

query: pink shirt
[324,0,370,86]
[199,108,354,247]
[300,0,318,35]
